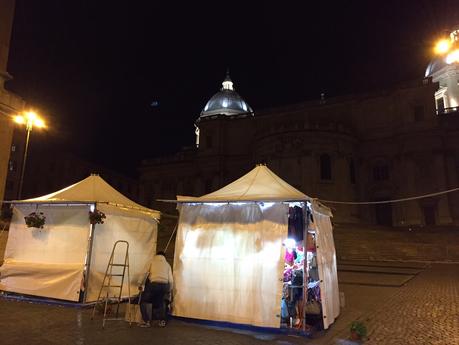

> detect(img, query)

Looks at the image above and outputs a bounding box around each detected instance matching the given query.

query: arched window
[320,154,332,180]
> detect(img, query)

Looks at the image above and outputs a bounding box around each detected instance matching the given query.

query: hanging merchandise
[291,269,304,302]
[307,252,320,281]
[285,248,297,265]
[294,245,305,266]
[305,298,321,315]
[307,232,316,252]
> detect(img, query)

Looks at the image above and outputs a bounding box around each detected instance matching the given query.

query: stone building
[140,28,459,227]
[0,0,25,204]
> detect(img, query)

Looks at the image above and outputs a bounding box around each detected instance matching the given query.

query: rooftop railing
[436,107,459,115]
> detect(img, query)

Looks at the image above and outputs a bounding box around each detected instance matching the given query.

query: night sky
[6,1,459,176]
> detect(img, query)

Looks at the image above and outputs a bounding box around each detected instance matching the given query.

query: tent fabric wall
[0,205,90,301]
[313,206,340,329]
[173,202,288,328]
[85,203,158,302]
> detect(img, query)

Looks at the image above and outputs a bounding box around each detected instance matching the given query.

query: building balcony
[436,107,459,116]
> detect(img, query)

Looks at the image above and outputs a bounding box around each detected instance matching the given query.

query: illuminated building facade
[427,27,459,114]
[140,51,459,226]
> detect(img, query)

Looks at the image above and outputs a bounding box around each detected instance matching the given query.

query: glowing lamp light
[434,38,451,55]
[14,115,25,124]
[26,111,37,121]
[34,118,45,128]
[14,111,46,129]
[446,49,459,64]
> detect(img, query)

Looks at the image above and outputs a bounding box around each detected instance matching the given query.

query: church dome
[425,58,448,77]
[200,72,254,118]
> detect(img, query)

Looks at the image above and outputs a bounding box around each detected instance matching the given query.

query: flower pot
[350,330,361,341]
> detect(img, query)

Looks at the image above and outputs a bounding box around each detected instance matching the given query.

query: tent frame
[83,205,97,303]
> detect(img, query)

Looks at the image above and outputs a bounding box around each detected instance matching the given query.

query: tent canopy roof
[15,174,160,218]
[177,164,309,203]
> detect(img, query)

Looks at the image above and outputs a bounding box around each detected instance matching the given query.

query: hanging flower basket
[89,209,106,225]
[24,212,46,229]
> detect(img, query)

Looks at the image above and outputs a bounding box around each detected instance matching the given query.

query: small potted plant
[350,320,367,342]
[24,212,46,229]
[89,209,106,225]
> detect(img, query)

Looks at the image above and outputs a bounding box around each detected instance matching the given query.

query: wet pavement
[0,261,458,345]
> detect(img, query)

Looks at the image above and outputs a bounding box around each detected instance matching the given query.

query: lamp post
[13,111,45,199]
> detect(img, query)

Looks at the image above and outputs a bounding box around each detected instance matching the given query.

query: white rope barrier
[319,187,459,205]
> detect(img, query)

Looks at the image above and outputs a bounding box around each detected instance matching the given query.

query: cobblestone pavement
[0,263,457,345]
[363,263,459,345]
[311,263,459,345]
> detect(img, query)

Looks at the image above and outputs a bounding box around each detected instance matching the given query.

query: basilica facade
[140,28,459,227]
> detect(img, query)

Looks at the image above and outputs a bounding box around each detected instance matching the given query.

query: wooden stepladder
[91,240,132,328]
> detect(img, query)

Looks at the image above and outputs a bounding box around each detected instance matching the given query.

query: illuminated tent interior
[172,164,340,330]
[0,175,160,303]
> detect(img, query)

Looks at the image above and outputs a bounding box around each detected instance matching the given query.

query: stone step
[333,224,459,262]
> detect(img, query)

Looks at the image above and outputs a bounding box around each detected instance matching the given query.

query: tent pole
[83,205,97,303]
[302,203,309,333]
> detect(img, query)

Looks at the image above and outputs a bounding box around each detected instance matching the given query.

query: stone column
[401,159,423,225]
[434,154,453,225]
[445,69,459,109]
[445,154,459,224]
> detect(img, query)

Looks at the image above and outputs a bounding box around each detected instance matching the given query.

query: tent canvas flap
[313,207,340,329]
[173,202,288,328]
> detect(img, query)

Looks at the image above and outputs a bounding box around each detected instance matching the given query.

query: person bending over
[138,251,173,327]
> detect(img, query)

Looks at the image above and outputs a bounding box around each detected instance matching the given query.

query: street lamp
[13,111,46,199]
[433,30,459,63]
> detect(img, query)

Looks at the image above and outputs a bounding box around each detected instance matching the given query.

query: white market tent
[0,175,160,303]
[172,164,340,329]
